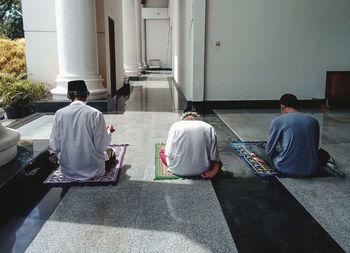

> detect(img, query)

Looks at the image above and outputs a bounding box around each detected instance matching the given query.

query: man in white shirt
[160,111,222,179]
[50,80,115,180]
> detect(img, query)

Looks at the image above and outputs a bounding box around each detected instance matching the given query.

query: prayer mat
[230,141,279,177]
[43,144,128,186]
[154,143,225,180]
[155,143,181,180]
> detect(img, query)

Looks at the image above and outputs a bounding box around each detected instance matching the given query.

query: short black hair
[280,93,299,109]
[182,111,200,120]
[183,105,197,113]
[67,91,90,101]
[182,106,200,120]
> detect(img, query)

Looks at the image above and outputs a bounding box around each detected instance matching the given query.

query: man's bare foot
[201,160,222,179]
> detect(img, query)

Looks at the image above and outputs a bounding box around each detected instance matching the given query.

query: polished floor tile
[19,77,236,253]
[214,108,350,251]
[2,76,349,252]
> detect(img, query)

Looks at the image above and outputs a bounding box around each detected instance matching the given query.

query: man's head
[67,80,90,101]
[279,93,299,114]
[182,106,200,120]
[182,111,200,120]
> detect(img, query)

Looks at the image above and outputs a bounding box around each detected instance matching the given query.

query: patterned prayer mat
[154,143,181,180]
[230,141,279,177]
[44,144,128,186]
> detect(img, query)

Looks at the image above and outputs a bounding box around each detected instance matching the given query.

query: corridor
[0,74,349,252]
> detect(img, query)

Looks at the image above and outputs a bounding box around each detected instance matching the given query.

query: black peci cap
[68,80,88,92]
[67,80,89,96]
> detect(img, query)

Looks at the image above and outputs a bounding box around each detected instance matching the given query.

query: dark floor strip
[0,151,69,252]
[202,110,345,253]
[212,177,344,253]
[0,81,344,252]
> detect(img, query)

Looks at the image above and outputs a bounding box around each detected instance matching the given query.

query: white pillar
[141,3,147,67]
[51,0,108,101]
[134,0,143,71]
[192,0,206,101]
[122,0,139,76]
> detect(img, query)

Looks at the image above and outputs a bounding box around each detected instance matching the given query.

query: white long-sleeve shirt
[50,101,111,180]
[165,120,219,176]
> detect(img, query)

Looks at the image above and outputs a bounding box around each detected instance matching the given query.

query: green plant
[0,74,46,110]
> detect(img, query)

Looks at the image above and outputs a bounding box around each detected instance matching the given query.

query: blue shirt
[266,112,319,176]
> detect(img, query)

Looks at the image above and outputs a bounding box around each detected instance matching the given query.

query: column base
[137,64,144,72]
[124,64,140,77]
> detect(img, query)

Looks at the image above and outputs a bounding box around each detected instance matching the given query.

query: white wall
[103,0,125,91]
[170,0,206,101]
[145,19,171,68]
[142,7,168,19]
[142,7,172,68]
[170,0,193,100]
[144,0,168,8]
[191,0,205,101]
[205,0,350,101]
[183,1,194,100]
[169,0,179,82]
[22,0,58,86]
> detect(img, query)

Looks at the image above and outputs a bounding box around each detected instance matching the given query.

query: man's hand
[106,124,115,134]
[250,152,264,163]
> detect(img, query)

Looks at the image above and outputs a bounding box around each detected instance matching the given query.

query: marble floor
[214,109,350,251]
[0,75,348,252]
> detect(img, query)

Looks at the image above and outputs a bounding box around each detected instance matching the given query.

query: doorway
[108,17,116,97]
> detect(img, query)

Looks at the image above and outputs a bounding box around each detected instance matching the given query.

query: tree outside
[0,0,23,39]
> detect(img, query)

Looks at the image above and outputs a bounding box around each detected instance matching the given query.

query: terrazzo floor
[214,109,350,251]
[0,74,348,252]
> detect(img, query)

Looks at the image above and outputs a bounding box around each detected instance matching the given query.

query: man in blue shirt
[251,94,319,177]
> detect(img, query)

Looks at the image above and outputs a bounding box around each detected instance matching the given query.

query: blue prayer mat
[230,141,279,177]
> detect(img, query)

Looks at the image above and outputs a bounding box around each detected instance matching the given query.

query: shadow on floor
[211,176,345,253]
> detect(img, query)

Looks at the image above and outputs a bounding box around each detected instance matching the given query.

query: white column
[122,0,139,76]
[134,0,143,71]
[192,0,206,101]
[141,3,147,67]
[51,0,108,101]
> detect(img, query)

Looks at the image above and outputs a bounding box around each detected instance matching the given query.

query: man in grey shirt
[251,94,319,177]
[50,80,115,180]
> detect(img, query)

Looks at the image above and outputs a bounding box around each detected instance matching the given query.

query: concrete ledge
[34,96,117,113]
[0,140,49,188]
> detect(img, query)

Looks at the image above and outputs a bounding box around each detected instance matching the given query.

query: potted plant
[0,74,47,119]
